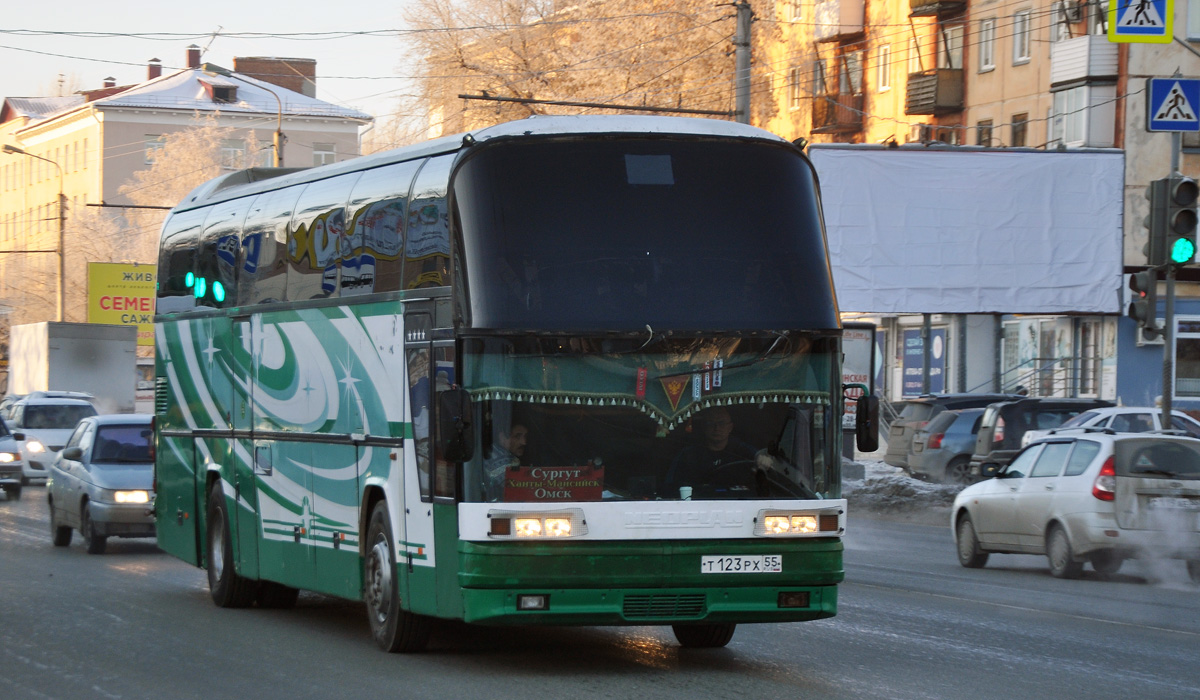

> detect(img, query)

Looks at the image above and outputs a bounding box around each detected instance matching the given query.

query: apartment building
[756,0,1200,407]
[0,47,372,329]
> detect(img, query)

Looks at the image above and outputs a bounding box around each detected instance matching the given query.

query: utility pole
[3,144,65,322]
[734,1,752,125]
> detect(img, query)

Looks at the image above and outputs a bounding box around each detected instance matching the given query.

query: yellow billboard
[87,262,157,346]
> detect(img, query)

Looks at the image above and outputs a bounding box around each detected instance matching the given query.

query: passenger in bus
[483,422,529,502]
[664,407,761,497]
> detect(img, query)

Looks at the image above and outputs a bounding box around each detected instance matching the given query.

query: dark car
[968,397,1114,477]
[883,393,1021,469]
[909,408,985,484]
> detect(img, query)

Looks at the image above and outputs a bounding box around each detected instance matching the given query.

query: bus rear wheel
[206,481,257,607]
[671,623,736,648]
[364,501,430,653]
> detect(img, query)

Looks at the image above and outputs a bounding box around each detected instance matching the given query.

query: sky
[1,1,418,124]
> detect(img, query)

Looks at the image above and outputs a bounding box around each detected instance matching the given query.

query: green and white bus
[153,115,876,652]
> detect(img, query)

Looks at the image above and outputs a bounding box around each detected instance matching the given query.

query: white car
[5,397,98,483]
[952,432,1200,580]
[1020,406,1200,448]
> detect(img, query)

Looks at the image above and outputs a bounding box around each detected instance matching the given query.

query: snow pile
[843,460,964,519]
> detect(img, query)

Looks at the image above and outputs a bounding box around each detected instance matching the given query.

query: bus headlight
[514,517,543,537]
[488,509,587,539]
[756,510,841,536]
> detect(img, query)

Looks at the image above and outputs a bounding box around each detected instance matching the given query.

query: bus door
[251,314,315,590]
[230,316,260,580]
[402,308,437,613]
[309,308,365,599]
[155,422,201,565]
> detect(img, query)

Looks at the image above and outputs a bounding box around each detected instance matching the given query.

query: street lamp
[202,64,285,167]
[2,144,65,322]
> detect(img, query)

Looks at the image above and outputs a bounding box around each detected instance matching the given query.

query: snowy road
[2,487,1197,700]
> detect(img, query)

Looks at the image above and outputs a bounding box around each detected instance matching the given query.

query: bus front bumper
[460,584,837,626]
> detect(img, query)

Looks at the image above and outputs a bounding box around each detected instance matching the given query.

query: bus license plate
[700,555,782,574]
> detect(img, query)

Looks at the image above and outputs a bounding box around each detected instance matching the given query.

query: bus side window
[156,207,206,314]
[286,173,362,301]
[346,161,421,296]
[407,344,433,502]
[241,186,303,305]
[432,344,457,500]
[196,197,252,308]
[404,155,454,290]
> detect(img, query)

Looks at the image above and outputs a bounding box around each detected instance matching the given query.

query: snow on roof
[2,96,86,121]
[88,68,372,121]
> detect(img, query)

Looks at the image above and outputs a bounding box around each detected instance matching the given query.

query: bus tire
[364,501,430,653]
[206,481,257,608]
[671,623,736,648]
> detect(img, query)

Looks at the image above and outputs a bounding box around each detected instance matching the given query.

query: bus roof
[172,115,791,213]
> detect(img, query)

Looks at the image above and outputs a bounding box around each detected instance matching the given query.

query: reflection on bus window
[346,161,421,295]
[403,156,453,290]
[286,174,361,301]
[241,186,303,304]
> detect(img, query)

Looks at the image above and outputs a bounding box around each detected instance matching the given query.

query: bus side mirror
[437,388,475,462]
[855,395,879,452]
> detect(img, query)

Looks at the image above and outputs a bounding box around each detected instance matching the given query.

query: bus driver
[664,407,762,497]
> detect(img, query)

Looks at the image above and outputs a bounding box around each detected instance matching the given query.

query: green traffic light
[213,280,226,303]
[1171,237,1196,264]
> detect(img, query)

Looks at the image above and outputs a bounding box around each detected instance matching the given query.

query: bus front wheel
[206,481,257,607]
[364,501,430,653]
[671,623,736,648]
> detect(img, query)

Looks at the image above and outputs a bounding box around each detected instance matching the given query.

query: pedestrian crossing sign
[1109,0,1173,43]
[1147,78,1200,132]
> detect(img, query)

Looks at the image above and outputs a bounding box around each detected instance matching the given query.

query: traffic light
[1166,173,1199,266]
[1128,270,1160,341]
[1143,178,1168,266]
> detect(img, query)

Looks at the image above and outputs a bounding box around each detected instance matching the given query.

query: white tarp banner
[809,146,1125,314]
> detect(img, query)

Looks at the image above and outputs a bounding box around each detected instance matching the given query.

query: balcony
[909,0,966,17]
[1049,35,1118,88]
[812,93,864,133]
[905,69,963,115]
[814,0,865,42]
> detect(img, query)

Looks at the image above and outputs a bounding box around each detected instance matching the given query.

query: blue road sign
[1148,78,1200,132]
[1110,0,1173,43]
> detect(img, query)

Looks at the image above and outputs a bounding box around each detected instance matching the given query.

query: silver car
[47,414,155,554]
[952,433,1200,580]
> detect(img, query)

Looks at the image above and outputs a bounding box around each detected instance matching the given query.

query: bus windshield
[460,335,840,503]
[454,137,837,332]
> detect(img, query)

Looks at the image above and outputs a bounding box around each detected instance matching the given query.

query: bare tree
[401,0,779,135]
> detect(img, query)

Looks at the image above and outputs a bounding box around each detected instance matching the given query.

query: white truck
[7,322,138,414]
